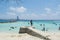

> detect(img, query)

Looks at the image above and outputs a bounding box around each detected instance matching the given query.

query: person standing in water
[42,27,45,31]
[58,24,60,30]
[30,20,33,26]
[42,24,45,31]
[59,26,60,30]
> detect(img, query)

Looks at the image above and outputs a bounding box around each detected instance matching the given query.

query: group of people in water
[58,25,60,30]
[53,22,60,30]
[9,20,60,31]
[40,24,46,31]
[30,20,60,31]
[30,20,47,31]
[9,20,33,31]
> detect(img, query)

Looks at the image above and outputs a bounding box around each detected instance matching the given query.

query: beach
[0,0,60,40]
[47,32,60,40]
[40,31,60,40]
[0,31,60,40]
[0,20,60,40]
[0,32,43,40]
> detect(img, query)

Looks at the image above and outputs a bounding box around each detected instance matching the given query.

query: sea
[0,20,60,33]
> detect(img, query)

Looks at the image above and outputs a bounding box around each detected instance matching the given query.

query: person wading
[30,20,33,26]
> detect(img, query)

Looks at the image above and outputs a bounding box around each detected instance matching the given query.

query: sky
[0,0,60,20]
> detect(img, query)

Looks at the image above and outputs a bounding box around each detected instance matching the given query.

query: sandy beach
[41,31,60,40]
[0,32,43,40]
[0,32,60,40]
[49,32,60,40]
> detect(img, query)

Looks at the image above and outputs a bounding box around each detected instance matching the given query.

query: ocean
[0,20,60,33]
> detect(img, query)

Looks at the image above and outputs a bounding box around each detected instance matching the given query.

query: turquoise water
[0,20,60,33]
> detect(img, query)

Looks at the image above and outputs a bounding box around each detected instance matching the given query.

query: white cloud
[7,12,16,16]
[0,13,16,19]
[16,13,40,20]
[45,8,51,13]
[9,6,27,13]
[16,6,27,13]
[9,7,16,11]
[34,6,60,20]
[3,6,27,19]
[1,5,60,20]
[58,5,60,7]
[6,6,60,20]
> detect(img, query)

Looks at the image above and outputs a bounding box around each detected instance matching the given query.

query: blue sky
[0,0,60,20]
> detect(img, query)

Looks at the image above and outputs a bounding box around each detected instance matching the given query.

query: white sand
[28,27,60,40]
[0,31,60,40]
[0,32,43,40]
[41,31,60,40]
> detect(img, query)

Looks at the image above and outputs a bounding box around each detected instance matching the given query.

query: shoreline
[0,33,43,40]
[0,30,60,40]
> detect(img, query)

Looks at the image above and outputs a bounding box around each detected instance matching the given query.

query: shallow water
[0,20,60,33]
